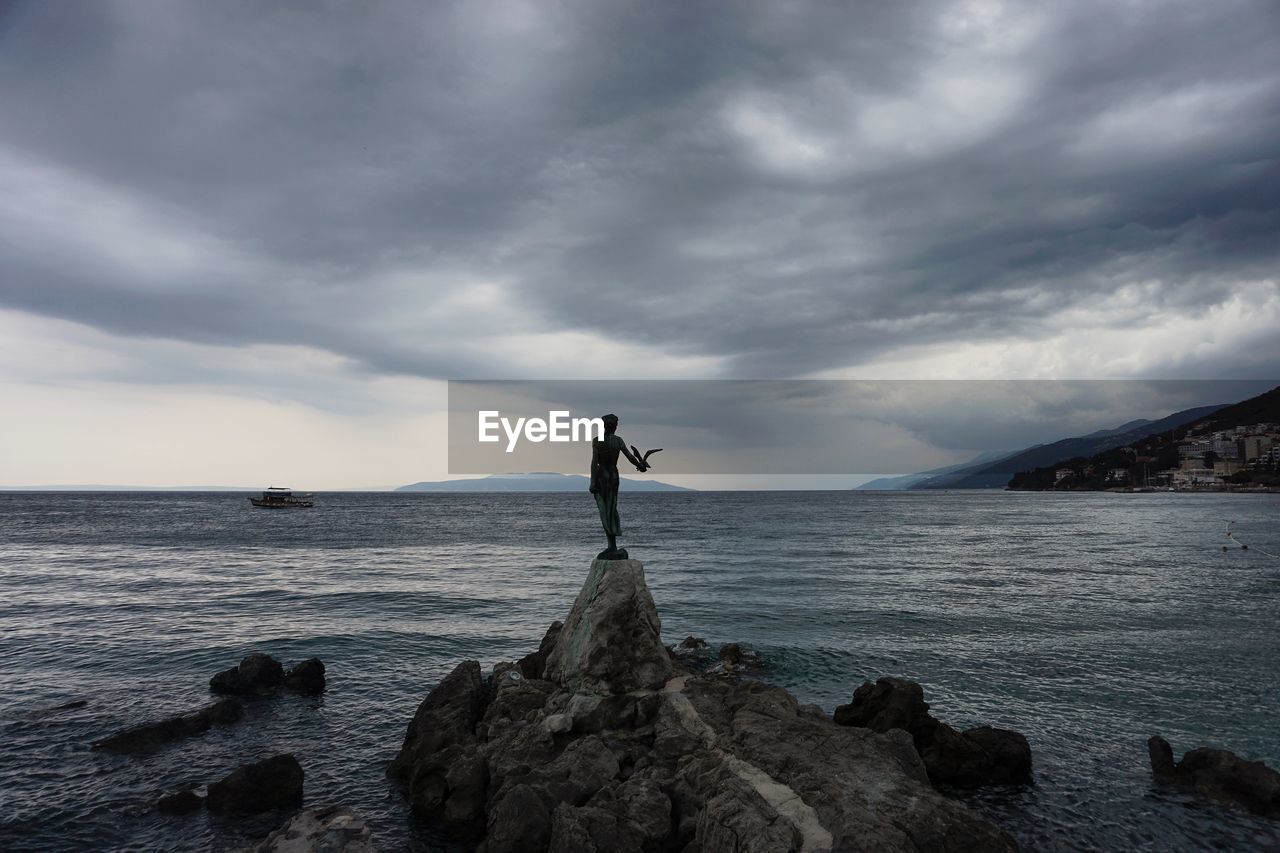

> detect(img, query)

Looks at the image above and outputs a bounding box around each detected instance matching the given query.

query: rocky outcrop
[211,653,327,696]
[92,698,244,753]
[543,559,673,694]
[391,558,1019,852]
[212,653,287,695]
[1149,735,1280,816]
[207,754,304,815]
[285,658,327,695]
[238,806,375,852]
[835,676,1032,788]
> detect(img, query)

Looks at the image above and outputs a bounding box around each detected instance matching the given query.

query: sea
[0,490,1277,852]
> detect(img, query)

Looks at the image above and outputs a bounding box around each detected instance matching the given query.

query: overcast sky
[1,0,1277,487]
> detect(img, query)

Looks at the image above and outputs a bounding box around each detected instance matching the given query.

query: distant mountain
[397,473,693,492]
[866,403,1226,491]
[856,450,1015,490]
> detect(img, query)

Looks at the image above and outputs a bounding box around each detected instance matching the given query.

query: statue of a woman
[589,413,647,560]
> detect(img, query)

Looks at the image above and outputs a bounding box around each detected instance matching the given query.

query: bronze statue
[589,414,661,560]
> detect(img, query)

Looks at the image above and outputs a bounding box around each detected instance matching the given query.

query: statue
[589,414,661,560]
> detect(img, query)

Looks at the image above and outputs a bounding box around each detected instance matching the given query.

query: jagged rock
[239,806,375,852]
[543,559,673,694]
[835,676,1032,788]
[519,622,564,679]
[207,754,304,815]
[211,653,287,695]
[285,658,326,695]
[1148,735,1280,816]
[388,660,488,833]
[392,559,1018,852]
[92,698,244,753]
[157,789,204,814]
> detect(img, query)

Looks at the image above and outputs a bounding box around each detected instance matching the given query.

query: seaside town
[1010,421,1280,492]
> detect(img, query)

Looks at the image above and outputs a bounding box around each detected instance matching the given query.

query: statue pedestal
[544,559,672,694]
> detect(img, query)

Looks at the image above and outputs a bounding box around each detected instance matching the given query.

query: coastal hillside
[903,404,1225,490]
[1008,385,1280,491]
[397,473,693,492]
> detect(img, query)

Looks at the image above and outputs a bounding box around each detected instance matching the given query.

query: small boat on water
[249,487,314,509]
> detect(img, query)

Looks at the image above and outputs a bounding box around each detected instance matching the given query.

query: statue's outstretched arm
[616,437,646,471]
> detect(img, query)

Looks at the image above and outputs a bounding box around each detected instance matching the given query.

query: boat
[249,487,314,508]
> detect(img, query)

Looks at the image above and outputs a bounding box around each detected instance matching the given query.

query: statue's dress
[591,434,624,537]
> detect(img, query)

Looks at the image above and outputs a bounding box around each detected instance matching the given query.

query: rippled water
[0,490,1278,851]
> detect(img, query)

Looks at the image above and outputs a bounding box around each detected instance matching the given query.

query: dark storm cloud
[1,0,1278,383]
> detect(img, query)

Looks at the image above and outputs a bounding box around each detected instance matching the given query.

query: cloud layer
[1,0,1277,484]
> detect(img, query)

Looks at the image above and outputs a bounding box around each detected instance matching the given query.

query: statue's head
[601,413,618,434]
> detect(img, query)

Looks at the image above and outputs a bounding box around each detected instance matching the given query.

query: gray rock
[240,806,375,852]
[285,658,326,695]
[390,559,1018,852]
[545,713,573,734]
[487,784,552,853]
[92,698,244,753]
[207,754,304,815]
[925,724,1033,788]
[716,643,763,674]
[835,676,1033,789]
[1148,735,1280,816]
[544,559,672,694]
[388,660,488,831]
[211,653,287,695]
[519,622,564,679]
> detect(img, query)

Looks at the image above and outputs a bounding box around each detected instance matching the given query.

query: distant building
[1107,468,1130,483]
[1173,467,1218,487]
[1212,439,1239,459]
[1242,435,1274,461]
[1055,468,1074,482]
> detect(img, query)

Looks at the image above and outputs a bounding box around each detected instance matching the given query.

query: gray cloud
[1,0,1278,386]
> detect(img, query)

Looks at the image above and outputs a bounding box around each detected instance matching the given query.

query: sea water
[0,490,1277,851]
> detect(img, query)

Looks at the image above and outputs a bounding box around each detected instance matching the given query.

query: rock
[391,559,1018,852]
[716,643,763,673]
[211,653,287,695]
[519,622,564,679]
[285,658,326,695]
[833,677,936,747]
[92,698,244,753]
[923,724,1033,788]
[387,660,488,833]
[207,754,304,815]
[1148,735,1280,816]
[240,806,375,853]
[157,788,204,814]
[545,713,573,735]
[544,559,673,694]
[835,677,1033,788]
[487,784,553,853]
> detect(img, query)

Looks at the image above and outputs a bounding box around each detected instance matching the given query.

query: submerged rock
[207,754,304,815]
[835,676,1033,788]
[211,653,287,695]
[390,558,1019,852]
[212,653,328,696]
[239,806,375,852]
[92,698,244,753]
[1148,735,1280,817]
[157,788,204,814]
[285,658,327,695]
[543,559,673,694]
